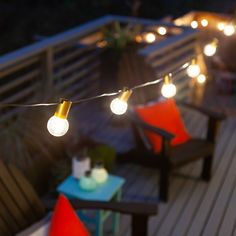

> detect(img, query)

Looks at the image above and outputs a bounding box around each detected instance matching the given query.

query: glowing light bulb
[157,26,167,36]
[223,24,235,36]
[110,89,132,115]
[47,116,69,137]
[47,99,72,137]
[197,74,206,84]
[135,35,143,43]
[201,19,208,27]
[217,22,225,31]
[187,60,201,78]
[161,74,177,98]
[96,40,108,48]
[191,21,198,29]
[203,39,218,57]
[144,32,156,43]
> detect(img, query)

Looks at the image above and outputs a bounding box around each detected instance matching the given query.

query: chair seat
[117,139,214,169]
[170,138,214,168]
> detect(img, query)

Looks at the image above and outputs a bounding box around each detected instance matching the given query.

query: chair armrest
[177,100,226,143]
[177,101,226,121]
[129,111,175,140]
[137,119,175,140]
[72,200,158,236]
[44,198,157,236]
[44,198,157,216]
[72,200,157,215]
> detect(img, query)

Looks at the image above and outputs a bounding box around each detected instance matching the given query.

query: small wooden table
[57,175,125,236]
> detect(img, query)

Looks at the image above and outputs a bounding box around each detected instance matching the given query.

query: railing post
[41,48,54,100]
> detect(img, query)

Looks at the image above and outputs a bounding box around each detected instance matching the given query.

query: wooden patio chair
[119,100,225,202]
[0,160,157,236]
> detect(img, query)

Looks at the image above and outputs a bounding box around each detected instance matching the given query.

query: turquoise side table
[57,175,125,236]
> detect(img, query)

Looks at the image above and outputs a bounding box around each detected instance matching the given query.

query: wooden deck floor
[112,111,236,236]
[75,81,236,236]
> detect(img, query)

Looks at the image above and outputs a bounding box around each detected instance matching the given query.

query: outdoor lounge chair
[120,99,225,202]
[0,160,157,236]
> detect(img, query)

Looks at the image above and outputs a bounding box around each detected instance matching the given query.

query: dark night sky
[0,0,235,54]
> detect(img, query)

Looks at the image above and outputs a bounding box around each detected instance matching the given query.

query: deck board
[187,119,236,236]
[117,118,236,236]
[77,99,236,236]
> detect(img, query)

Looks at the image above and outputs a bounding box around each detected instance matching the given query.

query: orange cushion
[135,99,191,153]
[49,194,90,236]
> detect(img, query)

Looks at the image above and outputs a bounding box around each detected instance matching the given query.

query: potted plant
[99,22,144,93]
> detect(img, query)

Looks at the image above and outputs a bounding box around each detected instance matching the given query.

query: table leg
[95,210,103,236]
[113,189,122,234]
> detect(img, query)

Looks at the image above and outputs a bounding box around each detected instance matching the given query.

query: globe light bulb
[135,35,143,43]
[110,98,128,115]
[191,21,198,29]
[47,116,69,137]
[197,74,206,84]
[217,22,225,31]
[161,74,177,98]
[201,19,208,27]
[144,32,156,43]
[203,39,218,57]
[157,26,167,36]
[187,60,201,78]
[223,24,235,36]
[47,99,72,137]
[110,89,132,115]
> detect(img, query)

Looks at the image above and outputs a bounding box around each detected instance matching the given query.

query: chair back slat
[0,216,12,236]
[0,160,45,234]
[0,179,27,229]
[0,161,38,221]
[0,197,19,234]
[8,164,45,218]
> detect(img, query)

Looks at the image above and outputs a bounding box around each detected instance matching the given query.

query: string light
[217,22,225,31]
[135,35,143,43]
[161,74,176,98]
[187,59,201,78]
[0,63,206,135]
[201,19,208,27]
[0,63,193,110]
[203,39,218,57]
[157,26,167,36]
[191,21,198,29]
[182,62,190,69]
[196,74,206,84]
[144,32,156,43]
[47,99,72,137]
[223,23,235,36]
[110,88,132,115]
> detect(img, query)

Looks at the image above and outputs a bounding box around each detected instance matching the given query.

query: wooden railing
[0,15,201,122]
[139,26,199,101]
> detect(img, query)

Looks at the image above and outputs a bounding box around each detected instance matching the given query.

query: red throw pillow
[49,194,90,236]
[135,99,191,153]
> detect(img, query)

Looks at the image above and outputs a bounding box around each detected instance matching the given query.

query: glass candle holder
[91,162,108,184]
[79,170,97,191]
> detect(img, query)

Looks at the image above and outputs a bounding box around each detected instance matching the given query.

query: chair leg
[159,166,170,202]
[201,155,213,181]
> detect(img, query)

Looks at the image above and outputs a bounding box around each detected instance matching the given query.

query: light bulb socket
[191,59,196,65]
[212,38,218,46]
[55,99,72,119]
[164,74,172,84]
[119,88,132,102]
